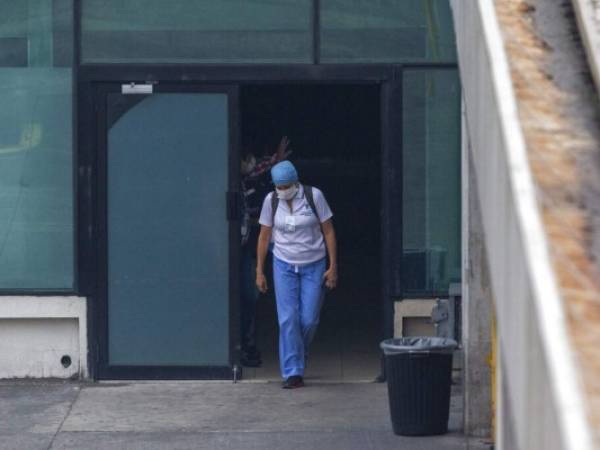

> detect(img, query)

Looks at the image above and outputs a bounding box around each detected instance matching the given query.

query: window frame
[2,0,460,302]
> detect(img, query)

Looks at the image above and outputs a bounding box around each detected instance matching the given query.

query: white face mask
[276,184,298,200]
[241,155,256,175]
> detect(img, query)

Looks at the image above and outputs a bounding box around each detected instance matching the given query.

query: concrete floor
[0,380,489,450]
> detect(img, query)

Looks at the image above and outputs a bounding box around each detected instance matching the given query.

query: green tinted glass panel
[107,93,229,366]
[320,0,456,63]
[82,0,312,63]
[0,0,74,289]
[402,69,461,295]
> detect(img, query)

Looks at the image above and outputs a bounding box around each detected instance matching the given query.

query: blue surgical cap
[271,161,298,185]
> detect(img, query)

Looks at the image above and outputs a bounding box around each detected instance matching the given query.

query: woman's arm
[256,225,272,293]
[321,219,338,289]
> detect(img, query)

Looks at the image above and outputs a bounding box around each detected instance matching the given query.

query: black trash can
[380,337,458,436]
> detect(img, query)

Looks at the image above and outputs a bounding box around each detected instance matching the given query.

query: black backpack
[271,184,320,224]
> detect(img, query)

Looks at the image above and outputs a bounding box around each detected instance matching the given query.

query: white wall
[450,1,593,449]
[0,297,87,379]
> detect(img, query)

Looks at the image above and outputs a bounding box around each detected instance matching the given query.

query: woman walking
[256,161,338,389]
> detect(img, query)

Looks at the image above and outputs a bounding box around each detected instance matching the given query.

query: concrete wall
[462,143,493,438]
[450,1,593,449]
[570,0,600,93]
[393,299,436,338]
[0,297,88,379]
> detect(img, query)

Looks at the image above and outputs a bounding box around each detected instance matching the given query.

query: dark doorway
[240,84,382,381]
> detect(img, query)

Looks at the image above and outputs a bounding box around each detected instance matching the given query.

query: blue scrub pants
[273,256,327,379]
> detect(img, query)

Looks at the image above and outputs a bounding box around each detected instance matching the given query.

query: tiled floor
[242,275,382,382]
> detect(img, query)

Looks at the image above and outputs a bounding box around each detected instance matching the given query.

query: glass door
[95,83,239,379]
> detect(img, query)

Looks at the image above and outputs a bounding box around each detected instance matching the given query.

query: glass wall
[82,0,313,63]
[402,69,461,295]
[320,0,456,63]
[0,0,74,289]
[0,0,460,293]
[82,0,456,64]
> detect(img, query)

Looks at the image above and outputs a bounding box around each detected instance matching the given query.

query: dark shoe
[282,375,305,389]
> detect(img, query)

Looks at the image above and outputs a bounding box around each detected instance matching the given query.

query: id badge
[285,215,296,233]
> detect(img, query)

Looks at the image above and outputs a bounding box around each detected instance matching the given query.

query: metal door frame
[83,80,240,379]
[77,63,458,379]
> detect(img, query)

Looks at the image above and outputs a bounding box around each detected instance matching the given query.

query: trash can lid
[380,337,458,355]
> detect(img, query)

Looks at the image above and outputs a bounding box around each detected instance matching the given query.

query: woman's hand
[256,226,272,294]
[276,136,292,161]
[256,272,268,294]
[323,266,338,290]
[321,220,338,290]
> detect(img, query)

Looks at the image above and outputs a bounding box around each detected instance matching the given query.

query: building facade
[0,0,462,380]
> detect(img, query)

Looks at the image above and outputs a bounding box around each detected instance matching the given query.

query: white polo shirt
[259,185,333,265]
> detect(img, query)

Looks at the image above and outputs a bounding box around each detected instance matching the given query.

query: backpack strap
[270,191,279,225]
[270,185,321,225]
[302,185,320,223]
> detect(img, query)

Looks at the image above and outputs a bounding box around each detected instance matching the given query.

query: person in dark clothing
[240,136,291,367]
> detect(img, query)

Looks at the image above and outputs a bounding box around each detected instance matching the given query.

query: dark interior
[241,84,382,381]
